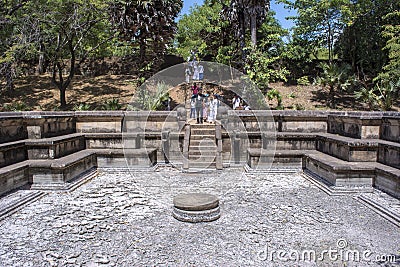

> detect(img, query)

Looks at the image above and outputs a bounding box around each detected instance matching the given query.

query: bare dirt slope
[1,75,398,111]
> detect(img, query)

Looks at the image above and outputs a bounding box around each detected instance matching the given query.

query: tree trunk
[60,86,67,107]
[329,85,335,108]
[52,41,76,108]
[239,8,246,70]
[36,42,45,75]
[4,62,15,92]
[327,21,332,64]
[250,14,257,47]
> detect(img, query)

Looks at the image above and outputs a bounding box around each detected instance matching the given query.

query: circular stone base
[173,193,220,223]
[172,206,221,223]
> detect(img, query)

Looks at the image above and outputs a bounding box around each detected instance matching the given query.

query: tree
[176,0,228,60]
[336,0,400,80]
[222,0,270,64]
[24,0,112,107]
[244,11,290,90]
[109,0,183,80]
[280,0,351,63]
[0,0,29,92]
[376,10,400,83]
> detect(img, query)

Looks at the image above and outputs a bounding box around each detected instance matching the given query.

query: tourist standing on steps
[198,63,204,81]
[193,61,199,81]
[232,95,241,110]
[208,95,218,123]
[195,89,204,124]
[190,95,196,119]
[203,93,209,122]
[185,67,191,84]
[191,83,198,95]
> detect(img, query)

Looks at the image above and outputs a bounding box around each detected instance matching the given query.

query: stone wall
[0,110,399,198]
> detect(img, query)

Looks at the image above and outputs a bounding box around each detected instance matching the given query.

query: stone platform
[173,193,220,223]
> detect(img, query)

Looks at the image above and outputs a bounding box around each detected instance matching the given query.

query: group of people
[232,95,250,110]
[185,50,204,83]
[184,50,250,124]
[190,83,219,124]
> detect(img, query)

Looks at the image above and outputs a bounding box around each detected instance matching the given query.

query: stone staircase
[188,123,218,170]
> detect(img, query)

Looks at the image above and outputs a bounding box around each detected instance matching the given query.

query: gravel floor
[0,168,399,267]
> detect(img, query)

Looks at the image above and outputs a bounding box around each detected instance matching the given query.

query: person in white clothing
[208,95,218,123]
[185,67,191,84]
[198,64,204,81]
[190,95,196,118]
[232,95,241,110]
[193,63,199,81]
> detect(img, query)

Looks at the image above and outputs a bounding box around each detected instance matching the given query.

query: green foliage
[2,101,30,111]
[293,103,305,110]
[176,1,225,59]
[73,103,92,111]
[336,0,400,80]
[375,10,400,83]
[245,47,290,90]
[288,92,296,99]
[1,0,182,106]
[130,82,170,111]
[266,88,283,109]
[354,87,378,111]
[297,76,310,86]
[314,62,353,108]
[102,98,122,110]
[374,79,400,111]
[280,0,351,63]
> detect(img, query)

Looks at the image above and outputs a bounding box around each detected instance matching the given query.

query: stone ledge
[25,133,86,160]
[247,149,376,187]
[378,141,400,169]
[24,133,84,145]
[0,161,30,195]
[0,140,27,168]
[318,133,380,147]
[374,164,400,199]
[0,191,46,221]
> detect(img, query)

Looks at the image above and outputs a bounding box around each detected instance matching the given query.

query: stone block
[0,141,27,168]
[0,162,29,195]
[378,141,400,169]
[375,167,400,199]
[381,116,400,143]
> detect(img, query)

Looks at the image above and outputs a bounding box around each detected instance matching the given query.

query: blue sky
[178,0,296,30]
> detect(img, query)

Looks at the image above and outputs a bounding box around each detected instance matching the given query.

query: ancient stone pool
[0,167,399,266]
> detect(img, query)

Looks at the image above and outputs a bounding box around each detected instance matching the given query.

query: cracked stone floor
[0,167,399,266]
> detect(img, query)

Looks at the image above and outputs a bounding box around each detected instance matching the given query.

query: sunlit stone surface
[0,168,399,266]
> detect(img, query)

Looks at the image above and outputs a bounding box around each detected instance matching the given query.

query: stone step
[189,150,217,156]
[0,161,30,196]
[190,134,215,139]
[189,162,217,168]
[189,154,216,161]
[381,115,400,143]
[191,129,216,135]
[189,140,217,147]
[189,146,217,153]
[190,123,215,128]
[316,133,378,162]
[25,133,86,160]
[247,149,376,187]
